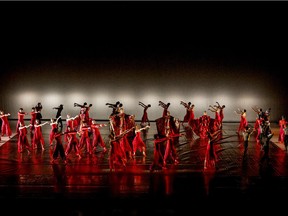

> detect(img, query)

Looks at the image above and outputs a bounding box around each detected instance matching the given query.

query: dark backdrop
[0,1,287,123]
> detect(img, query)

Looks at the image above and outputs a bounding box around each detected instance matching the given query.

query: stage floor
[0,121,287,215]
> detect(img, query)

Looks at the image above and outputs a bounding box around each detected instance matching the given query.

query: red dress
[0,115,12,137]
[132,131,146,153]
[18,126,30,153]
[91,124,106,149]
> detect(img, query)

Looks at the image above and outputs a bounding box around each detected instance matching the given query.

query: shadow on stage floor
[0,121,288,215]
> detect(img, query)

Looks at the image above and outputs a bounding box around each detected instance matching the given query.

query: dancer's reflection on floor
[52,163,67,194]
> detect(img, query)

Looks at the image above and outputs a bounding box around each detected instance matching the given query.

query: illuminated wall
[0,3,287,123]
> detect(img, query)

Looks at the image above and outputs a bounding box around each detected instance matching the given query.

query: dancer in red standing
[0,110,12,138]
[16,108,28,134]
[278,115,287,144]
[32,119,49,150]
[64,114,78,143]
[29,107,37,135]
[180,101,192,123]
[132,124,150,157]
[139,101,151,127]
[18,123,32,154]
[204,129,222,170]
[234,108,248,134]
[91,119,107,153]
[78,121,92,155]
[108,127,134,171]
[64,126,81,159]
[49,116,62,146]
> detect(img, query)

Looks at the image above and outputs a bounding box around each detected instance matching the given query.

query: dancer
[234,108,248,134]
[198,111,211,139]
[35,102,43,123]
[32,120,49,150]
[91,120,107,153]
[216,102,225,124]
[204,129,222,170]
[64,114,78,142]
[30,107,37,134]
[108,127,134,171]
[78,121,92,155]
[284,123,288,152]
[162,128,184,169]
[74,102,92,124]
[51,128,67,164]
[150,134,167,171]
[132,124,150,157]
[242,126,255,157]
[260,121,274,164]
[139,101,151,127]
[159,101,170,117]
[64,126,81,158]
[180,101,192,122]
[208,104,222,131]
[17,123,32,154]
[278,115,287,144]
[0,110,12,138]
[106,101,122,116]
[16,108,28,134]
[53,104,64,131]
[252,106,264,121]
[49,116,62,146]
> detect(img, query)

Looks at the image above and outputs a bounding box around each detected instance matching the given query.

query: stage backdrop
[0,2,287,123]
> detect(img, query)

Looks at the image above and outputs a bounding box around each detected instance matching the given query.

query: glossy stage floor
[0,121,288,215]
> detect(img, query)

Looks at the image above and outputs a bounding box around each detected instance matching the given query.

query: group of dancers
[0,101,286,170]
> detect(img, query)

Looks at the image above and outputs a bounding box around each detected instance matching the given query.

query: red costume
[0,113,12,137]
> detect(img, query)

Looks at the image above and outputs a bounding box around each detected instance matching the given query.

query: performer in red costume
[139,101,151,127]
[162,128,184,169]
[78,121,92,155]
[216,102,225,124]
[235,108,248,134]
[91,119,107,153]
[150,134,166,171]
[208,103,222,132]
[106,101,122,116]
[132,124,150,157]
[17,123,32,154]
[204,129,222,170]
[64,114,78,142]
[159,101,170,118]
[51,129,67,164]
[64,126,81,158]
[278,115,287,143]
[0,110,12,138]
[108,127,134,171]
[199,111,211,139]
[180,101,192,122]
[74,102,92,125]
[29,107,37,134]
[32,120,49,150]
[49,116,62,146]
[16,108,28,134]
